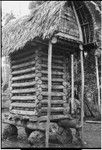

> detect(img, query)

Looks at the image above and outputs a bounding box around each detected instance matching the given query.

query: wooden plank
[71,54,74,114]
[11,81,36,87]
[12,53,35,64]
[10,109,36,116]
[11,88,35,94]
[10,102,36,108]
[12,74,35,81]
[11,96,36,100]
[12,67,35,75]
[46,41,52,147]
[12,61,35,69]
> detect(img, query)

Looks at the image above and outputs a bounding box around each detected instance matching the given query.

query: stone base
[28,122,73,147]
[25,127,34,137]
[2,124,18,140]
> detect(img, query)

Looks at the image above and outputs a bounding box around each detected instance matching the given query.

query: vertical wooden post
[46,41,52,147]
[71,54,74,114]
[95,55,100,111]
[101,1,102,123]
[80,44,84,141]
[100,47,102,114]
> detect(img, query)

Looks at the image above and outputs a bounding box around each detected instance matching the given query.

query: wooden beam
[72,1,83,42]
[46,41,52,147]
[80,44,84,141]
[71,54,74,114]
[101,39,102,118]
[85,120,101,124]
[75,5,83,11]
[95,55,101,112]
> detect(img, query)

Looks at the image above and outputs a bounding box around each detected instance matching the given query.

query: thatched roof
[2,1,67,56]
[2,1,101,56]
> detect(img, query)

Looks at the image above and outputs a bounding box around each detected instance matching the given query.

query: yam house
[2,1,101,147]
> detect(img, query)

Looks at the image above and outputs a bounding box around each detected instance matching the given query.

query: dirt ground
[1,120,101,148]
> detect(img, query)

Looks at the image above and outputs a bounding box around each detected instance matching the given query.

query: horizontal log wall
[10,45,71,119]
[10,47,37,116]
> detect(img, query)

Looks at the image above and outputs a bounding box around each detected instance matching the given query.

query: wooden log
[41,52,63,59]
[63,81,67,87]
[11,96,36,100]
[41,77,64,82]
[41,57,63,64]
[11,81,36,87]
[11,53,35,64]
[71,54,74,114]
[42,61,64,67]
[11,49,35,60]
[28,115,70,122]
[10,109,37,116]
[41,63,64,69]
[10,102,36,108]
[72,1,83,42]
[80,45,84,141]
[12,67,35,75]
[41,84,64,89]
[41,100,64,104]
[63,96,67,101]
[35,72,42,78]
[63,88,68,95]
[95,56,100,111]
[36,79,42,85]
[11,88,36,94]
[41,92,65,96]
[12,61,35,69]
[85,120,101,124]
[100,45,102,115]
[41,107,64,113]
[46,41,52,147]
[42,74,63,79]
[37,95,43,101]
[41,70,64,75]
[12,74,35,81]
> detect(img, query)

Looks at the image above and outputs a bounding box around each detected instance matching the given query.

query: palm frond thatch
[2,1,101,56]
[2,1,66,56]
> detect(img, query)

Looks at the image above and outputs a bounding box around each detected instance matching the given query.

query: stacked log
[9,46,72,121]
[10,48,37,116]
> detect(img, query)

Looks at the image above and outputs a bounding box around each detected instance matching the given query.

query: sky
[2,1,30,18]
